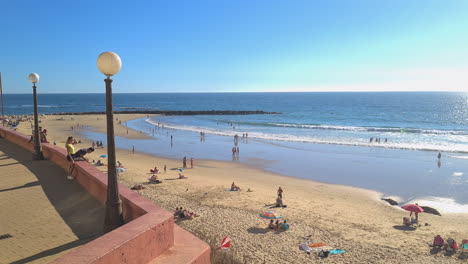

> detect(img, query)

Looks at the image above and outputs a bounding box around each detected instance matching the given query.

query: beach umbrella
[259,211,282,219]
[401,204,424,213]
[219,236,231,249]
[100,154,108,158]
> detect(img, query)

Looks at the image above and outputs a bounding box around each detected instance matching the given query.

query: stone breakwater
[53,110,281,115]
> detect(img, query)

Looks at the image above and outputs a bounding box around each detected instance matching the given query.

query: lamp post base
[32,152,44,160]
[103,199,124,233]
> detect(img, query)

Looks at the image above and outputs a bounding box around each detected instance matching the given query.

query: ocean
[4,92,468,211]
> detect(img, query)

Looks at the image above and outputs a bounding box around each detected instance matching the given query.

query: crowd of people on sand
[268,219,290,231]
[431,235,466,253]
[173,207,199,219]
[92,140,104,148]
[1,115,32,128]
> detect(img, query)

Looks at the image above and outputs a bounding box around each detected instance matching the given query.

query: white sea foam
[406,197,468,214]
[268,123,468,135]
[145,119,468,153]
[448,155,468,160]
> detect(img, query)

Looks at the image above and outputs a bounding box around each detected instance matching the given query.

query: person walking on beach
[164,164,167,173]
[190,157,194,168]
[132,145,135,154]
[236,146,240,155]
[183,156,187,168]
[277,187,283,199]
[438,152,442,159]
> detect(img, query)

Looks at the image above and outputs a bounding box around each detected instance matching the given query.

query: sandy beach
[12,114,468,263]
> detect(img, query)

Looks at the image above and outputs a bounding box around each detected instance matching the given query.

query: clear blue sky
[2,0,468,93]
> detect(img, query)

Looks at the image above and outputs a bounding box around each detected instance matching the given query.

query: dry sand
[13,114,468,263]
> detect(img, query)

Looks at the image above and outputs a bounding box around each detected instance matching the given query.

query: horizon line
[2,91,466,95]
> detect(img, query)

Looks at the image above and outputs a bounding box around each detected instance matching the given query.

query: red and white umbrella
[220,236,231,249]
[401,204,424,213]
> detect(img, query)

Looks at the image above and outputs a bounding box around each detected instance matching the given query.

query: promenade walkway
[0,138,104,264]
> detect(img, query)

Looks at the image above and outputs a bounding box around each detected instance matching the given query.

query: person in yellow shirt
[65,136,77,180]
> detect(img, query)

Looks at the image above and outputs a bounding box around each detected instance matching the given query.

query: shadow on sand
[392,225,417,231]
[247,227,270,234]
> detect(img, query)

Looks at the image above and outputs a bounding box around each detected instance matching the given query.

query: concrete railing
[0,127,210,264]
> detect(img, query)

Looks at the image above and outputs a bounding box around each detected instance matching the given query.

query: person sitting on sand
[176,207,185,218]
[178,173,186,179]
[274,220,282,231]
[281,220,290,231]
[183,210,199,219]
[231,182,240,191]
[276,197,283,207]
[40,129,49,143]
[149,175,162,184]
[268,220,275,229]
[117,161,123,167]
[96,160,104,166]
[174,207,180,216]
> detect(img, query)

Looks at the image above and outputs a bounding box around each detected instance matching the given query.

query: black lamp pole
[32,83,43,160]
[103,77,123,232]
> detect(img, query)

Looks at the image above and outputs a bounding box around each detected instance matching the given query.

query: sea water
[4,92,468,212]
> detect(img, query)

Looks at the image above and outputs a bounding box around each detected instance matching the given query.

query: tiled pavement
[0,139,104,264]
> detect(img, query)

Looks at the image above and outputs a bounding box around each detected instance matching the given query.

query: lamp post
[29,73,43,160]
[97,52,124,232]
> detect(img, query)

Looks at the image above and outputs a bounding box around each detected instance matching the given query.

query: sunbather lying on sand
[173,207,199,219]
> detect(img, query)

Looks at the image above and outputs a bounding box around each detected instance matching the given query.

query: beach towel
[329,249,346,255]
[309,242,326,248]
[224,188,239,191]
[299,242,312,253]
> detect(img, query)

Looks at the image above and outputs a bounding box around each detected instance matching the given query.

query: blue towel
[329,249,345,255]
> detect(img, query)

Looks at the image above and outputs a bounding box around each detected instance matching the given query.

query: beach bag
[318,250,330,258]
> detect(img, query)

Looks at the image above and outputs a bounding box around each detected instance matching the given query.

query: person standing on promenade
[65,136,78,180]
[277,187,283,199]
[190,157,194,168]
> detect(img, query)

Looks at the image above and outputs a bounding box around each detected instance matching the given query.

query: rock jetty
[53,110,280,116]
